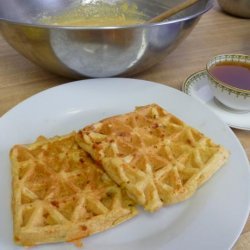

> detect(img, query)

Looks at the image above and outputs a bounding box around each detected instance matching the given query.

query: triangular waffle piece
[10,132,137,246]
[76,104,229,212]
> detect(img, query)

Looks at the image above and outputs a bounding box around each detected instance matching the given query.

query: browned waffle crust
[76,104,229,212]
[10,132,137,246]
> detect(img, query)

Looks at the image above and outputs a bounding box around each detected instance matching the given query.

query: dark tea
[209,62,250,90]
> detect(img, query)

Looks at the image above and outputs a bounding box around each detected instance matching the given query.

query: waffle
[10,132,137,246]
[76,104,229,212]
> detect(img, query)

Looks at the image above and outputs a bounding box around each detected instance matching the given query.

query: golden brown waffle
[77,104,229,212]
[10,132,137,246]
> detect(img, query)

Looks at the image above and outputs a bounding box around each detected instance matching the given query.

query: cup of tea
[206,54,250,111]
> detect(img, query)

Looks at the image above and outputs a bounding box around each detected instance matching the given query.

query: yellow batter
[41,2,146,26]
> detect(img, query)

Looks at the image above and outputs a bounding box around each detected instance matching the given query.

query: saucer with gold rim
[182,70,250,131]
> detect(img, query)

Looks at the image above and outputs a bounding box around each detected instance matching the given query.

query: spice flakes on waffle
[76,104,229,212]
[10,132,137,246]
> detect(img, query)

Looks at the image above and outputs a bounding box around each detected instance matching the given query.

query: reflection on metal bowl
[0,0,212,78]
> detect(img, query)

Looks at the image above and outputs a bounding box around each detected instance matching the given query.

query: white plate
[182,70,250,131]
[0,78,249,250]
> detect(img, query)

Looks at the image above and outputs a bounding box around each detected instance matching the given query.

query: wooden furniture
[0,3,249,249]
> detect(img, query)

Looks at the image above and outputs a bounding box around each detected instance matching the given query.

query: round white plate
[0,78,249,250]
[182,70,250,131]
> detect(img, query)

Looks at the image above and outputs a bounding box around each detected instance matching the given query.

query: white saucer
[182,70,250,131]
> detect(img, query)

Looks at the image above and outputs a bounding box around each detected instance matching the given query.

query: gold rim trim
[206,54,250,95]
[182,70,207,94]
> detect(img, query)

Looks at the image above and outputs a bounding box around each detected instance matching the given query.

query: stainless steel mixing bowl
[0,0,212,78]
[217,0,250,18]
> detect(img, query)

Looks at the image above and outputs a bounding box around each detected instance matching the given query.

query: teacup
[206,54,250,112]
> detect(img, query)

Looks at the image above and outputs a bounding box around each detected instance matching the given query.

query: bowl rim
[206,53,250,94]
[0,0,213,30]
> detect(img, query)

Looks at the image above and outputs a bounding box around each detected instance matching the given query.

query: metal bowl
[217,0,250,18]
[0,0,212,78]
